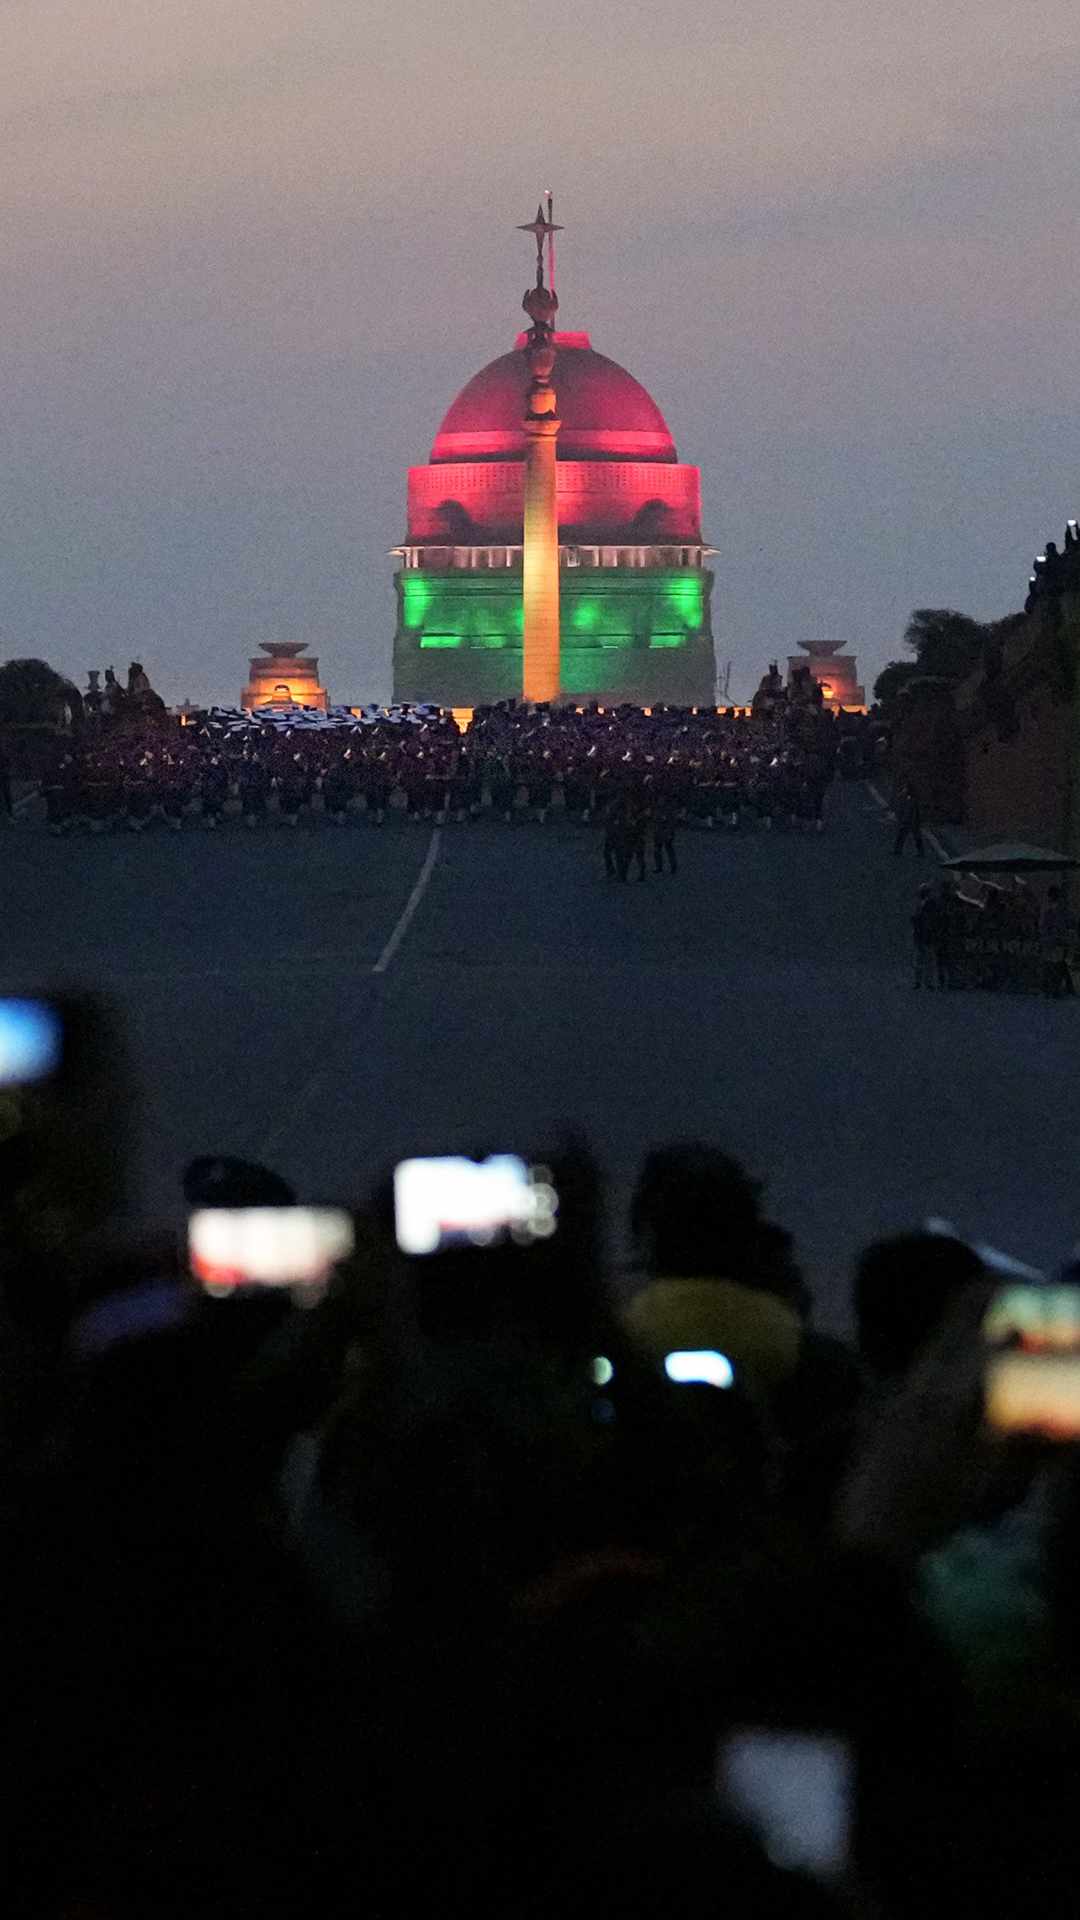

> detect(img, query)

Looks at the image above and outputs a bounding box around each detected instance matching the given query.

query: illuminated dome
[394,283,716,710]
[430,332,677,464]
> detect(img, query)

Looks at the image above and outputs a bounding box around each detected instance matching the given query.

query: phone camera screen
[188,1207,354,1292]
[393,1155,559,1255]
[984,1285,1080,1438]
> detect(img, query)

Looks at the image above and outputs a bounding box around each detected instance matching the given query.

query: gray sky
[3,0,1080,706]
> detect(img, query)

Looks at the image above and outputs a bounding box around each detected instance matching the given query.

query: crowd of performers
[38,688,882,843]
[911,873,1077,995]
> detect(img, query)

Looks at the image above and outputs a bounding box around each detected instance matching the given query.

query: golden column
[518,203,563,704]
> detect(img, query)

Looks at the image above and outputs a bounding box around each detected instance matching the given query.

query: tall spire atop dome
[517,200,563,296]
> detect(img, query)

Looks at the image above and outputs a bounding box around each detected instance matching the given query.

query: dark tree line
[873,608,1023,710]
[0,657,82,729]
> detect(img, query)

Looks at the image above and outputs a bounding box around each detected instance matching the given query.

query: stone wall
[954,597,1080,847]
[962,683,1071,844]
[890,680,965,822]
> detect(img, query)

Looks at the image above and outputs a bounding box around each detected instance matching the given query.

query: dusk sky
[4,0,1080,707]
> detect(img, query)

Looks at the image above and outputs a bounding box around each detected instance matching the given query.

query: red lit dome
[430,332,677,465]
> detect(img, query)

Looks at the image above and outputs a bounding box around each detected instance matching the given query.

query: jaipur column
[522,336,561,704]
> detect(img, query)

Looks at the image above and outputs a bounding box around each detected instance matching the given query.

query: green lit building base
[393,567,716,708]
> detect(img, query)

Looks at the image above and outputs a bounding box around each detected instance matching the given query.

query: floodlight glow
[402,577,434,626]
[591,1355,615,1386]
[572,597,602,631]
[664,1349,734,1389]
[0,1000,62,1086]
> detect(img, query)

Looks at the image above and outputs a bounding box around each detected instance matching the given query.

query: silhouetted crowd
[4,1024,1080,1917]
[34,702,883,840]
[912,874,1077,994]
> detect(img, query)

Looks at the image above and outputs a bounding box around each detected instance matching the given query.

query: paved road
[3,784,1077,1329]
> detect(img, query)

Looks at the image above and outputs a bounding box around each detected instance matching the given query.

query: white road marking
[371,827,442,975]
[8,828,446,986]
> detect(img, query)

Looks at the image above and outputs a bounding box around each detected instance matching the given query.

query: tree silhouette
[874,608,989,712]
[873,660,920,707]
[0,658,82,728]
[902,609,987,681]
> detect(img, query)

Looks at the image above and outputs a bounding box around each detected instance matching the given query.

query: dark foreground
[9,782,1080,1920]
[4,781,1076,1320]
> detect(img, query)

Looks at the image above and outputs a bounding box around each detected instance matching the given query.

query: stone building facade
[785,641,865,710]
[242,643,328,712]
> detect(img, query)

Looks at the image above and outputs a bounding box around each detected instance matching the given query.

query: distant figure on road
[240,757,270,829]
[911,882,939,988]
[934,878,964,989]
[602,792,627,879]
[892,780,924,857]
[624,794,649,882]
[201,755,228,830]
[603,791,647,882]
[653,795,678,875]
[1040,885,1075,997]
[800,747,829,832]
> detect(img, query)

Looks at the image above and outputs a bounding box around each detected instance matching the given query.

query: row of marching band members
[37,699,872,837]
